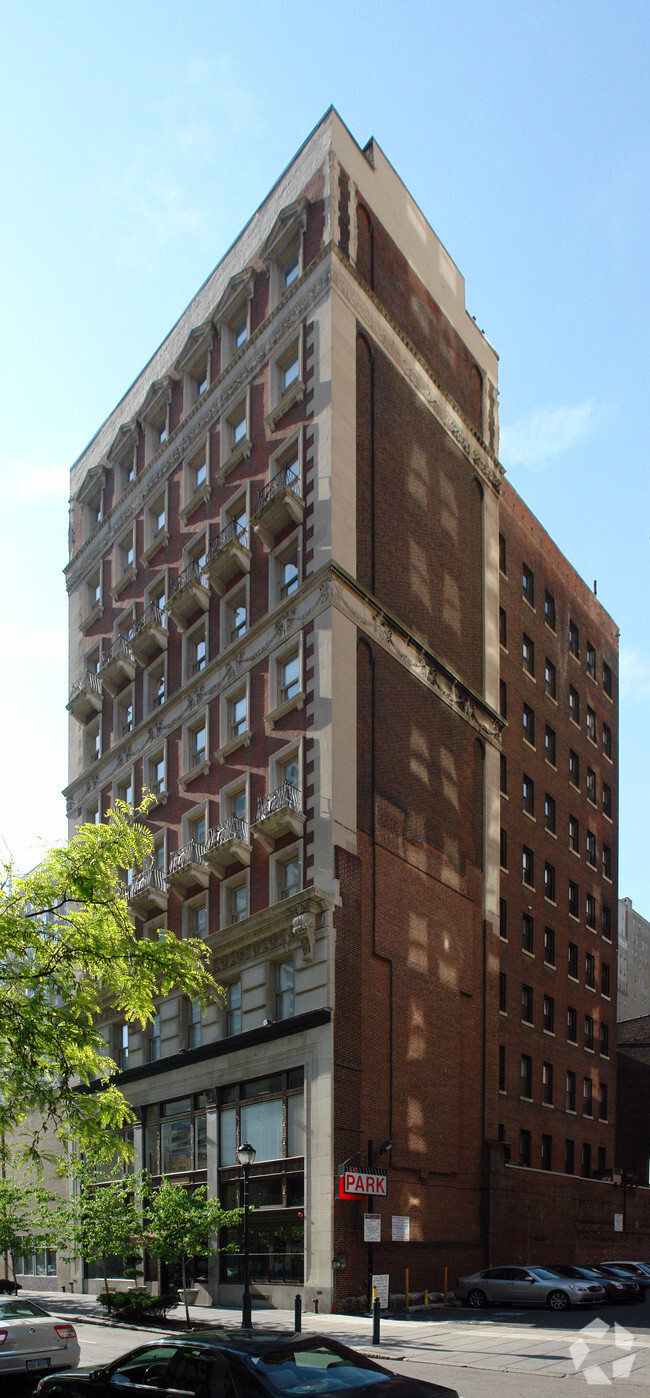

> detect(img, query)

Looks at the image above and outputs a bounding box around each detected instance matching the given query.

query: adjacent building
[618,897,650,1020]
[58,109,626,1309]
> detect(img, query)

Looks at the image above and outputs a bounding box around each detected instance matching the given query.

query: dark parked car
[34,1331,460,1398]
[598,1263,650,1292]
[546,1265,642,1304]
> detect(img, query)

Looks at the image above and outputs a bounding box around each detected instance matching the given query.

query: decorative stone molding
[210,887,332,975]
[292,912,316,962]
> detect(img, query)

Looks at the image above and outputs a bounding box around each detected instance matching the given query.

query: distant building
[618,898,650,1020]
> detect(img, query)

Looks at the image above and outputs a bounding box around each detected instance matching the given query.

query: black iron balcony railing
[128,866,166,900]
[204,816,248,852]
[169,557,204,599]
[256,782,301,822]
[132,601,165,636]
[206,518,247,562]
[167,840,206,877]
[256,462,300,512]
[101,632,134,668]
[68,670,102,704]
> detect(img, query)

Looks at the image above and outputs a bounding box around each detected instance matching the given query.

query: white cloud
[620,647,650,703]
[500,400,596,471]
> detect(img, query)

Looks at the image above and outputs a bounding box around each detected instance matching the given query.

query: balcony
[252,464,304,549]
[126,866,168,916]
[99,633,136,696]
[67,670,103,723]
[204,816,251,877]
[167,559,209,630]
[205,520,251,597]
[251,782,304,852]
[165,839,209,891]
[129,602,168,664]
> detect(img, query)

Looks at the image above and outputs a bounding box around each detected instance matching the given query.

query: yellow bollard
[424,1287,428,1306]
[444,1265,448,1305]
[405,1267,409,1308]
[373,1285,376,1302]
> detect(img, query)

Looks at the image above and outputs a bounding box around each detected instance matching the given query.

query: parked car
[35,1332,460,1398]
[455,1265,605,1311]
[546,1264,642,1304]
[598,1262,650,1290]
[0,1296,79,1379]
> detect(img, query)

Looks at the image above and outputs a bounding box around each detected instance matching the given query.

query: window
[581,1142,592,1179]
[568,941,578,979]
[599,1082,608,1122]
[116,1023,129,1072]
[566,1071,576,1113]
[149,751,166,799]
[544,862,556,902]
[544,926,555,966]
[543,994,554,1033]
[499,679,507,719]
[584,1014,594,1050]
[523,703,535,745]
[221,393,251,473]
[569,685,580,723]
[602,905,612,939]
[500,754,507,794]
[148,661,166,712]
[544,590,556,630]
[280,651,300,705]
[188,900,208,940]
[148,1014,161,1063]
[542,1064,553,1107]
[499,608,507,647]
[522,913,534,954]
[544,793,556,834]
[568,881,579,919]
[499,533,506,573]
[277,853,300,901]
[226,981,242,1036]
[569,749,580,786]
[522,564,534,606]
[521,984,533,1024]
[117,775,133,807]
[187,999,202,1051]
[586,830,597,867]
[499,971,507,1013]
[602,660,612,696]
[278,340,301,396]
[281,244,300,290]
[569,619,580,658]
[522,633,534,676]
[567,1006,578,1043]
[277,542,300,601]
[276,960,294,1020]
[586,643,596,679]
[522,773,534,814]
[586,706,596,743]
[85,721,101,767]
[602,782,612,818]
[520,1055,533,1100]
[601,962,610,999]
[600,1022,609,1057]
[189,722,207,769]
[565,1139,575,1175]
[569,815,579,853]
[522,846,534,887]
[586,894,596,930]
[602,722,612,759]
[545,658,556,698]
[227,591,248,644]
[602,844,612,880]
[498,1045,506,1092]
[500,898,508,941]
[540,1133,552,1171]
[232,405,247,448]
[586,767,596,802]
[545,724,556,765]
[229,693,247,741]
[500,827,508,870]
[583,1077,593,1117]
[228,880,248,925]
[189,628,207,676]
[519,1129,531,1167]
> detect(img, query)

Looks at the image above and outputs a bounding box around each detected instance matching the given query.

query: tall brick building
[58,109,624,1309]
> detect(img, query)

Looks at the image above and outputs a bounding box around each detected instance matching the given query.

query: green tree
[0,1176,56,1287]
[144,1178,242,1325]
[52,1156,143,1312]
[0,801,218,1159]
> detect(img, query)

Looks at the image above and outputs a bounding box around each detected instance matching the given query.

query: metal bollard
[294,1294,302,1333]
[372,1296,380,1345]
[313,1297,319,1314]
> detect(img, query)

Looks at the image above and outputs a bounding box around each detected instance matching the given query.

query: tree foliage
[0,802,218,1159]
[144,1178,242,1324]
[51,1156,143,1310]
[0,1176,56,1283]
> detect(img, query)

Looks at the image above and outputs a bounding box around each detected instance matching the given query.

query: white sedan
[0,1297,79,1379]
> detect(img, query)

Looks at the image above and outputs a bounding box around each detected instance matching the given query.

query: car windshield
[247,1344,391,1395]
[528,1268,571,1281]
[0,1300,49,1318]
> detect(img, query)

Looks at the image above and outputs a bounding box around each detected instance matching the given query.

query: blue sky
[1,1,648,910]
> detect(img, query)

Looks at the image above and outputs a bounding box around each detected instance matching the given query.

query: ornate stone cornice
[209,889,331,975]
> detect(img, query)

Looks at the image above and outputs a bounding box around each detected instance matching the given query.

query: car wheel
[547,1289,570,1311]
[467,1288,488,1308]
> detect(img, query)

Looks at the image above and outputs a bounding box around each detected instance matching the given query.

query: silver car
[0,1297,80,1379]
[455,1265,606,1311]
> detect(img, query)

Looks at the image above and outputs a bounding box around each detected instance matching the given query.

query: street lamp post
[237,1142,256,1328]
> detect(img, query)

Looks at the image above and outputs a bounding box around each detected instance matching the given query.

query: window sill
[219,436,252,482]
[179,759,211,790]
[111,565,137,602]
[216,730,252,765]
[80,603,104,635]
[141,531,169,567]
[265,378,305,431]
[147,789,168,809]
[180,484,211,526]
[264,690,305,731]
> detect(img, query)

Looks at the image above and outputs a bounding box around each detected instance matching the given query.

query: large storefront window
[16,1240,57,1277]
[144,1094,207,1176]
